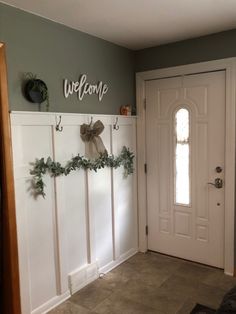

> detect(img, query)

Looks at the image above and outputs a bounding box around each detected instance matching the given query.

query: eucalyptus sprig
[30,146,134,197]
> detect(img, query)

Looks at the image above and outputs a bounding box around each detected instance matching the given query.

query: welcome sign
[63,74,108,101]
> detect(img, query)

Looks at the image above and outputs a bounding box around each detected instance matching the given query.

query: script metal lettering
[64,74,108,101]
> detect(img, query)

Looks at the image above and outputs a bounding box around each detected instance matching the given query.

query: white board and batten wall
[10,111,138,314]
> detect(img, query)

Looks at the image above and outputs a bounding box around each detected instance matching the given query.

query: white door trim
[136,58,236,275]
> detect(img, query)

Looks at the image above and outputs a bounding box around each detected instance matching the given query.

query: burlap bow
[80,120,107,159]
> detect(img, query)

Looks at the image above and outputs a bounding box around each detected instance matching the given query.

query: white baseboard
[68,261,99,295]
[99,248,138,274]
[32,291,70,314]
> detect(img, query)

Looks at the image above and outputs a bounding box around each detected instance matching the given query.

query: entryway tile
[69,284,113,310]
[48,252,236,314]
[93,293,161,314]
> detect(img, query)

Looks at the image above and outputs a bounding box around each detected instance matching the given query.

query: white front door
[146,71,225,268]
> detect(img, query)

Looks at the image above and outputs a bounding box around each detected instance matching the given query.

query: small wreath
[25,79,48,103]
[23,73,50,111]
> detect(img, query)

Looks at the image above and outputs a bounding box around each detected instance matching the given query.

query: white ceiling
[2,0,236,50]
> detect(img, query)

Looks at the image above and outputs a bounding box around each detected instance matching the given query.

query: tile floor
[48,252,236,314]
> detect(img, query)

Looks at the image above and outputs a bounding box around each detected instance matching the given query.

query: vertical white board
[87,118,113,269]
[112,118,138,258]
[53,115,89,292]
[11,118,59,312]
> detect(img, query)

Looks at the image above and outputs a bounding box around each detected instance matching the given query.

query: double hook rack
[113,117,119,130]
[55,115,63,132]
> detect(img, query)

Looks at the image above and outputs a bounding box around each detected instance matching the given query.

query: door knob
[207,178,223,189]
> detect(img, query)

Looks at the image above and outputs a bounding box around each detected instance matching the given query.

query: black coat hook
[89,116,93,127]
[113,117,119,130]
[56,115,63,132]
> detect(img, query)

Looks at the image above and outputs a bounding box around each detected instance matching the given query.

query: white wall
[11,112,138,314]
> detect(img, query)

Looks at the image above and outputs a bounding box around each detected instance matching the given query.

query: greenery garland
[30,146,134,197]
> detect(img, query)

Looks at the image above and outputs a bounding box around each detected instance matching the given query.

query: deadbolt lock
[215,166,223,173]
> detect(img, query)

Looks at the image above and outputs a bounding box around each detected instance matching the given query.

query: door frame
[136,57,236,275]
[0,42,21,313]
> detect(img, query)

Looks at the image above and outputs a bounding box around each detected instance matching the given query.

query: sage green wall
[0,3,135,114]
[135,29,236,72]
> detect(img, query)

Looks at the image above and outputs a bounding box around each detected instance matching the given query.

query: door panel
[146,71,225,268]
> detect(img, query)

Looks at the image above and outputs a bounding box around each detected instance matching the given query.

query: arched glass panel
[175,108,190,205]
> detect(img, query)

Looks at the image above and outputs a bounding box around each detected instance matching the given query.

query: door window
[175,108,190,205]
